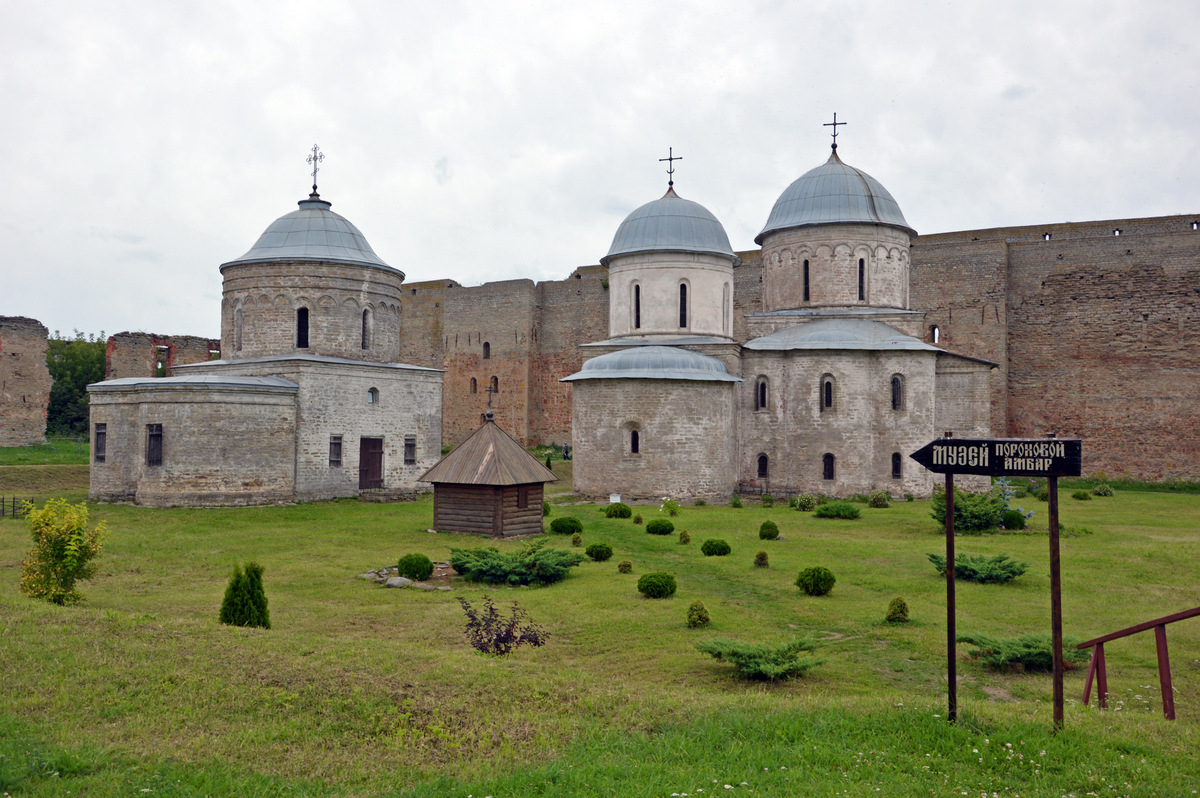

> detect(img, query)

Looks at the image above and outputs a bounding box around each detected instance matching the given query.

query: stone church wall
[0,316,51,445]
[105,332,221,379]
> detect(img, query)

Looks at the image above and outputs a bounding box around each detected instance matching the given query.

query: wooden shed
[419,411,558,537]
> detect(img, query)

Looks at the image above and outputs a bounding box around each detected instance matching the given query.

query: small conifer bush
[543,501,551,517]
[617,559,632,574]
[678,530,691,544]
[760,493,775,507]
[1092,483,1115,497]
[701,539,731,557]
[1072,489,1093,501]
[758,520,779,540]
[794,494,817,512]
[927,553,1028,584]
[1001,509,1027,530]
[219,561,270,629]
[754,550,769,568]
[686,600,711,628]
[813,501,860,519]
[645,518,675,535]
[450,540,584,586]
[885,596,910,623]
[545,455,553,470]
[550,516,583,534]
[958,632,1090,672]
[605,502,632,519]
[694,638,824,681]
[397,552,434,581]
[796,566,836,596]
[571,532,582,547]
[585,543,613,561]
[633,513,643,524]
[730,495,743,508]
[637,572,677,598]
[867,491,890,508]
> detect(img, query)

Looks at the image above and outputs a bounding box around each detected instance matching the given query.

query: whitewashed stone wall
[606,252,735,339]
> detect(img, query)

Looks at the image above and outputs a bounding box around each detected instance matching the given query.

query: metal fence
[0,497,28,518]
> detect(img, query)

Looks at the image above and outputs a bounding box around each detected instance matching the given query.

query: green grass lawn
[2,487,1199,796]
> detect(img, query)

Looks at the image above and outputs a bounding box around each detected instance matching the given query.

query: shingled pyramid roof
[419,412,558,486]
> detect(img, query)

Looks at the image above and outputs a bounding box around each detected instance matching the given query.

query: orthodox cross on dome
[659,147,682,188]
[823,113,846,151]
[485,382,498,408]
[306,144,324,195]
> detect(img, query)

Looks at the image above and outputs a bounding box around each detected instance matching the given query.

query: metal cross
[307,144,324,194]
[485,383,498,408]
[659,147,682,188]
[824,113,846,150]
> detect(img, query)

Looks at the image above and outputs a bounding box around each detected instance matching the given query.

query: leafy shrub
[957,632,1089,672]
[927,553,1028,584]
[18,498,106,605]
[885,596,909,623]
[813,501,860,520]
[758,520,779,540]
[645,519,675,535]
[1092,483,1114,497]
[1072,490,1092,501]
[931,484,1005,532]
[617,559,632,574]
[1001,509,1027,530]
[760,493,775,507]
[1035,488,1050,502]
[660,498,681,516]
[571,532,582,547]
[449,540,585,586]
[678,530,691,545]
[633,514,643,525]
[605,502,632,519]
[694,498,707,506]
[549,516,583,535]
[787,496,799,508]
[458,595,548,656]
[694,638,824,681]
[397,552,434,581]
[753,550,769,568]
[543,501,551,517]
[730,495,743,508]
[585,543,613,562]
[701,539,731,557]
[904,493,915,502]
[637,572,677,598]
[219,561,270,629]
[796,566,836,596]
[795,494,817,512]
[686,600,711,628]
[867,491,890,509]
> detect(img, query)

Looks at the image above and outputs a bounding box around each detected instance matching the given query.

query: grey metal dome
[602,188,738,265]
[744,318,938,352]
[755,150,916,244]
[221,194,402,276]
[561,345,742,382]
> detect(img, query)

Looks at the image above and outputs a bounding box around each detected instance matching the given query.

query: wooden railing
[1077,605,1200,720]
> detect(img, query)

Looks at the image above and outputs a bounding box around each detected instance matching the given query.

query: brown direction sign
[910,437,1082,477]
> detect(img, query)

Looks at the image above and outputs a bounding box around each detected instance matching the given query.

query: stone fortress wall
[0,316,52,446]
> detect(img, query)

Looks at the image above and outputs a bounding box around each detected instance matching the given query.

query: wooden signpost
[910,433,1082,728]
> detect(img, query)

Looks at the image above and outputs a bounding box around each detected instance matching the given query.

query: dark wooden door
[359,437,384,489]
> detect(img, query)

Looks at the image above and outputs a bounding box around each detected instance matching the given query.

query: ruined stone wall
[0,316,51,445]
[105,332,221,379]
[398,279,457,368]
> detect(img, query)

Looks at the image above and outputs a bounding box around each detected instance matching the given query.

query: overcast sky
[4,0,1197,340]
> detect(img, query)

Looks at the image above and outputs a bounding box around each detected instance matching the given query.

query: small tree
[19,498,106,605]
[220,561,270,629]
[687,600,711,628]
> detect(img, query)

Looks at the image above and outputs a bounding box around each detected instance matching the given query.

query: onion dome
[755,150,915,244]
[221,193,401,276]
[561,345,742,382]
[602,188,738,266]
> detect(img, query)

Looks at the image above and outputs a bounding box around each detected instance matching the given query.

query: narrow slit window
[235,308,243,351]
[891,452,902,480]
[678,283,688,328]
[490,376,498,393]
[296,307,309,348]
[367,387,379,405]
[470,377,477,394]
[94,423,106,463]
[757,454,769,479]
[858,258,865,301]
[820,375,835,412]
[329,435,343,466]
[803,259,810,302]
[891,374,905,411]
[823,453,835,481]
[361,309,371,349]
[146,424,163,467]
[404,435,416,465]
[633,284,641,329]
[930,324,940,344]
[630,429,640,455]
[482,341,490,359]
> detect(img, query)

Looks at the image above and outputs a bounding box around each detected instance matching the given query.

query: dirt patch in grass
[0,464,90,494]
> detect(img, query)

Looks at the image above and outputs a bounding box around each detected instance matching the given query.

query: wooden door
[359,437,384,489]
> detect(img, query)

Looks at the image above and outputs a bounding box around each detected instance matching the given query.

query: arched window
[930,325,940,344]
[679,283,688,328]
[823,453,835,480]
[858,258,866,301]
[754,376,768,411]
[361,309,371,350]
[296,307,309,348]
[633,284,641,330]
[891,452,902,480]
[757,454,769,479]
[630,429,640,455]
[235,308,243,351]
[367,387,379,405]
[470,377,477,394]
[890,374,905,411]
[490,376,498,393]
[480,413,487,425]
[803,259,810,302]
[482,341,491,359]
[820,374,835,412]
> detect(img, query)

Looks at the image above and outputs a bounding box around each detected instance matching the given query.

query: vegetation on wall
[45,330,106,436]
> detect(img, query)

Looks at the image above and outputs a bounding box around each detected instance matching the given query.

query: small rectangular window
[517,485,529,509]
[329,435,343,467]
[146,424,163,467]
[94,423,106,463]
[404,435,417,465]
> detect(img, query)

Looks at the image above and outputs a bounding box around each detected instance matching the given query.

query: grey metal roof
[220,194,403,277]
[88,375,298,392]
[744,318,940,352]
[580,334,734,348]
[173,354,443,373]
[755,150,916,244]
[419,413,558,486]
[561,345,742,382]
[602,188,739,265]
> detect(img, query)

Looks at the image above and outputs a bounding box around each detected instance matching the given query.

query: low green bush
[867,491,890,509]
[1092,483,1115,497]
[957,632,1090,672]
[885,596,909,623]
[678,530,691,545]
[605,502,632,519]
[694,638,824,681]
[397,552,434,581]
[585,543,613,562]
[633,514,643,524]
[1036,488,1050,502]
[694,498,707,506]
[760,493,775,507]
[813,501,860,519]
[701,539,731,557]
[1072,490,1093,501]
[904,493,915,502]
[730,495,743,508]
[637,572,677,598]
[795,494,816,512]
[686,600,711,628]
[542,501,551,517]
[450,540,585,586]
[753,550,769,568]
[617,559,632,574]
[571,532,582,547]
[931,484,1006,532]
[550,516,583,535]
[645,519,675,535]
[1001,509,1027,530]
[796,566,836,596]
[660,498,681,516]
[927,553,1028,584]
[18,498,106,605]
[758,520,779,540]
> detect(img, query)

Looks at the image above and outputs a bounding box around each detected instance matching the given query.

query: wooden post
[1155,624,1176,720]
[945,431,956,723]
[1047,432,1064,729]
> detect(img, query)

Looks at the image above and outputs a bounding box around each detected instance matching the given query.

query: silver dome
[755,150,915,244]
[561,345,742,382]
[221,195,402,276]
[602,188,738,265]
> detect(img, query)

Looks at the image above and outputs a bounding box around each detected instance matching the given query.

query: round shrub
[637,572,677,599]
[605,502,632,519]
[1092,484,1114,497]
[550,516,582,535]
[1072,490,1093,501]
[645,519,675,535]
[904,493,915,502]
[758,520,779,540]
[813,501,860,520]
[885,596,910,623]
[796,566,836,596]
[542,500,551,517]
[585,543,613,562]
[1001,509,1026,530]
[754,550,769,568]
[633,513,643,525]
[571,532,582,547]
[678,530,691,545]
[397,553,434,581]
[795,494,817,512]
[761,493,775,507]
[867,491,891,509]
[686,600,711,628]
[617,559,632,574]
[701,539,731,557]
[730,495,744,508]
